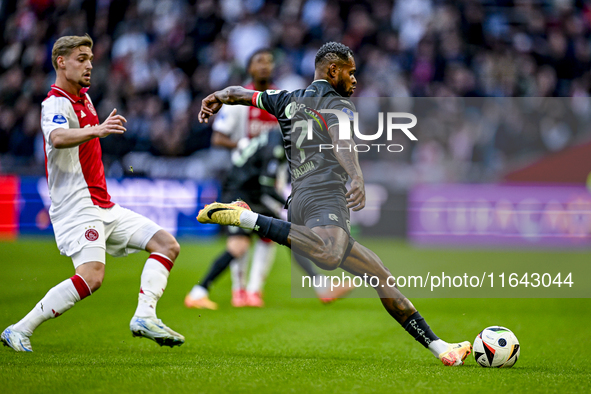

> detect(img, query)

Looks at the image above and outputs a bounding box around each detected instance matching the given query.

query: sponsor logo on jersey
[85,229,99,241]
[52,114,67,124]
[285,102,306,119]
[266,89,283,95]
[80,111,86,118]
[329,214,339,222]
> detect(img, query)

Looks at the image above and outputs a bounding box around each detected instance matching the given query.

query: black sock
[199,251,235,290]
[402,311,440,348]
[254,215,291,246]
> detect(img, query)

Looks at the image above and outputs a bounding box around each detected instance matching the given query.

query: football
[473,326,520,368]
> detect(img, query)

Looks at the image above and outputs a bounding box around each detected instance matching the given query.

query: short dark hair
[247,47,274,69]
[314,42,353,67]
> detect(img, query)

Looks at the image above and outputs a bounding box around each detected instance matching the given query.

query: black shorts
[288,187,352,235]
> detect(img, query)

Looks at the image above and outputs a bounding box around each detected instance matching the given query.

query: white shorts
[52,204,162,268]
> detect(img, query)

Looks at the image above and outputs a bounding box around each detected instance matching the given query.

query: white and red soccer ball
[473,326,520,368]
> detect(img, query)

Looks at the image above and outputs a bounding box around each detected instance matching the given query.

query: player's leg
[245,238,276,307]
[339,242,472,366]
[1,250,101,352]
[292,252,353,303]
[228,234,251,307]
[107,204,184,347]
[129,228,184,347]
[1,214,105,352]
[197,196,350,270]
[185,231,250,310]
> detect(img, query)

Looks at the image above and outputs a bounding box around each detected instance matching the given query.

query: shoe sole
[131,329,184,348]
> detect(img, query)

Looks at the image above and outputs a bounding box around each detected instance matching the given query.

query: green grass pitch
[0,238,590,393]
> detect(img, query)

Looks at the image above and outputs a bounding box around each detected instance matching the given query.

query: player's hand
[97,108,127,138]
[198,93,223,123]
[346,176,366,211]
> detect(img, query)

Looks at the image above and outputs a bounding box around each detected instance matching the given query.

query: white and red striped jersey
[41,85,113,220]
[213,82,278,143]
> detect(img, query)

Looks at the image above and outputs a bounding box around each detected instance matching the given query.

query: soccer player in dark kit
[197,42,472,366]
[185,129,352,309]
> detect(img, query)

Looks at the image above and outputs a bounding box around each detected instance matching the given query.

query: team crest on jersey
[52,114,67,124]
[86,101,97,116]
[85,229,99,241]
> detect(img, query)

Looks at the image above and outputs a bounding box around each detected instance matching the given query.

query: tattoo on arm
[215,86,256,106]
[328,124,363,180]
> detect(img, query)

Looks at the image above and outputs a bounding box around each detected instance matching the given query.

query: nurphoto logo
[313,110,418,153]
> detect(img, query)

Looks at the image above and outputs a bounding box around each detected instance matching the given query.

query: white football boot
[130,316,184,348]
[1,325,33,352]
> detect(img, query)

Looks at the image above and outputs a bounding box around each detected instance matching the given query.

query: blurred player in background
[206,48,280,307]
[201,48,348,309]
[186,129,351,309]
[1,35,184,352]
[186,130,284,309]
[197,42,472,366]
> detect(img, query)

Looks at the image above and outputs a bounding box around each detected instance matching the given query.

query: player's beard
[79,78,91,88]
[335,76,353,97]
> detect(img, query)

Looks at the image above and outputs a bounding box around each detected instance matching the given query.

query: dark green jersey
[252,80,355,193]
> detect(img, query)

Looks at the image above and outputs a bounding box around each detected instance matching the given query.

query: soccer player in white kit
[192,48,281,308]
[1,34,184,352]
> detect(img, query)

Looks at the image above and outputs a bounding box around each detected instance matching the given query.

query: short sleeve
[253,89,289,118]
[325,97,356,129]
[41,96,73,144]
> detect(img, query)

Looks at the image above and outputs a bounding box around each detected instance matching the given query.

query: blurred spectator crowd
[1,0,591,183]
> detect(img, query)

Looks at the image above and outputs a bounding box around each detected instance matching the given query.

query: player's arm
[50,109,127,149]
[327,124,365,211]
[198,86,256,124]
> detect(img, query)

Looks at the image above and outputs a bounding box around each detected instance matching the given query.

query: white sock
[230,252,249,291]
[239,210,259,230]
[134,253,172,318]
[246,240,276,293]
[429,339,450,357]
[189,285,208,299]
[13,274,91,336]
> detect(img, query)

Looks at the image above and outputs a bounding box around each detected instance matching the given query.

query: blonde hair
[51,34,93,71]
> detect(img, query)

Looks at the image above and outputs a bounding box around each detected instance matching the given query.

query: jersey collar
[50,84,88,103]
[312,79,330,84]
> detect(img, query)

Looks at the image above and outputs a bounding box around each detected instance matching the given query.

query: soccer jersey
[213,83,278,142]
[251,80,355,193]
[41,85,113,221]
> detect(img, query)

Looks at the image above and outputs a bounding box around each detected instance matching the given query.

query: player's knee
[76,261,104,292]
[86,275,103,292]
[315,252,342,271]
[167,238,180,261]
[80,270,104,292]
[227,237,250,258]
